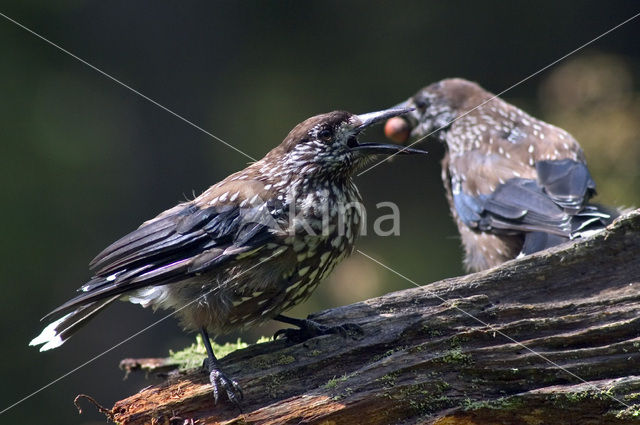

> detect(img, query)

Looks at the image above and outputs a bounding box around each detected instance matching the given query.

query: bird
[385,78,618,272]
[30,107,427,405]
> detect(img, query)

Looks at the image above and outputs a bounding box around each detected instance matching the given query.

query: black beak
[350,107,428,156]
[390,99,412,111]
[390,99,419,128]
[355,107,414,131]
[350,143,428,156]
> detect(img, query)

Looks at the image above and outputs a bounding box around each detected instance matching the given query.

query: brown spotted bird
[386,78,617,272]
[30,107,426,405]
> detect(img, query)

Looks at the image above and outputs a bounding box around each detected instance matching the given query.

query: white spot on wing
[298,266,310,276]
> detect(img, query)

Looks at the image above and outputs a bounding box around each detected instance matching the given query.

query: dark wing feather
[521,232,568,255]
[89,211,182,270]
[89,204,237,275]
[536,159,596,213]
[46,202,279,318]
[452,190,486,226]
[454,178,572,237]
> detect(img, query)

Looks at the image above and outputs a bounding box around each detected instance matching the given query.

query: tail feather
[520,204,623,257]
[521,232,568,255]
[30,296,119,351]
[570,203,619,236]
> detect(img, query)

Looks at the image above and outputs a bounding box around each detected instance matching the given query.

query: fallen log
[106,210,640,424]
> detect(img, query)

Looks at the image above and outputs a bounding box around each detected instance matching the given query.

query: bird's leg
[200,328,243,407]
[273,314,364,343]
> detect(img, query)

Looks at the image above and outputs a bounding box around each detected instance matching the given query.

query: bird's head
[384,78,488,144]
[264,108,427,178]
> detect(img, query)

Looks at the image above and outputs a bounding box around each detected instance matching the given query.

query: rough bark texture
[107,210,640,424]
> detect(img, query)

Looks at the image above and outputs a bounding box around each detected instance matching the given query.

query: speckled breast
[227,181,363,327]
[282,182,362,305]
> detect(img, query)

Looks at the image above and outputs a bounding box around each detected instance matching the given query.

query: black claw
[272,328,287,341]
[275,319,364,343]
[210,370,220,404]
[202,357,243,409]
[199,328,243,409]
[208,368,243,407]
[338,323,365,338]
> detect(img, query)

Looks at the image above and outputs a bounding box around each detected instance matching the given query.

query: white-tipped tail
[29,314,71,351]
[29,296,119,351]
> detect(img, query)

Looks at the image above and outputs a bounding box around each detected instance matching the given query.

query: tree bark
[106,210,640,424]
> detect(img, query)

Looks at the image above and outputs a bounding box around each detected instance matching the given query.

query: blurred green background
[1,2,639,423]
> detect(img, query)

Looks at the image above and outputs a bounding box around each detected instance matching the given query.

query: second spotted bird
[386,78,618,272]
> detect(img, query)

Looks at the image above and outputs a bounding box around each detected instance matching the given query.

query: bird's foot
[202,358,243,407]
[274,319,364,343]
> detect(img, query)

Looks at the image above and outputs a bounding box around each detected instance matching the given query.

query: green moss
[550,386,640,419]
[253,358,270,370]
[255,336,272,344]
[615,404,640,419]
[462,396,524,411]
[254,353,295,369]
[308,349,322,357]
[371,349,396,363]
[377,372,398,388]
[168,334,269,371]
[545,386,640,420]
[386,381,452,414]
[277,355,296,365]
[324,371,358,390]
[324,377,339,389]
[408,345,424,354]
[440,347,472,365]
[167,334,208,370]
[265,374,284,399]
[371,346,409,363]
[326,371,360,399]
[555,387,615,405]
[449,334,469,346]
[462,384,640,418]
[421,325,443,337]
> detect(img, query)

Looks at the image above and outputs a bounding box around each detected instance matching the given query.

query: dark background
[1,2,639,424]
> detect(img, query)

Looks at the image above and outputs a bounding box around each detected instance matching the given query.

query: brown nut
[384,116,411,144]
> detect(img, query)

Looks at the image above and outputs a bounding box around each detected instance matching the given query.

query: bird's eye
[415,98,429,109]
[347,137,358,148]
[318,129,332,141]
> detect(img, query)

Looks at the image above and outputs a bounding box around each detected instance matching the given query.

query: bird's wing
[453,176,573,237]
[535,159,596,213]
[447,117,600,237]
[45,197,285,318]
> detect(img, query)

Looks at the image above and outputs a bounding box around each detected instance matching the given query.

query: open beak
[350,107,428,156]
[350,142,428,155]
